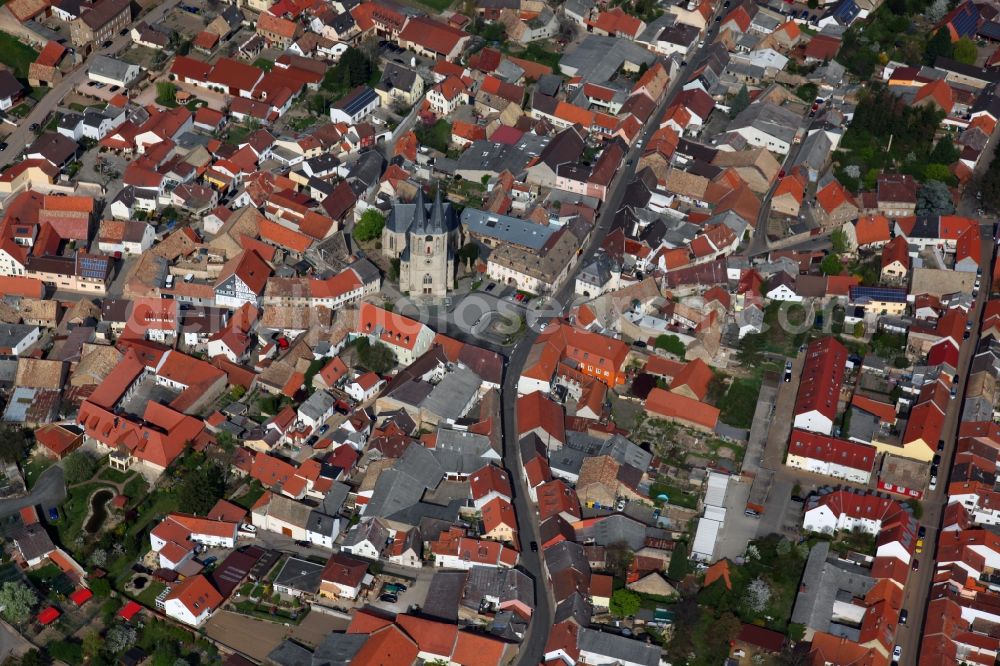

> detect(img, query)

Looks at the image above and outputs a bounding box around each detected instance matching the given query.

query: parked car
[201,556,218,566]
[380,594,398,603]
[319,424,329,434]
[0,142,8,151]
[239,523,256,533]
[918,525,926,537]
[485,282,496,292]
[916,538,924,554]
[899,609,908,624]
[530,541,538,552]
[384,582,407,593]
[911,559,919,571]
[893,646,902,660]
[48,507,58,521]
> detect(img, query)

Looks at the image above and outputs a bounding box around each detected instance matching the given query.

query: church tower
[397,189,460,298]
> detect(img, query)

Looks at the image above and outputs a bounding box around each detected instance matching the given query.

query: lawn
[23,456,53,489]
[718,378,762,429]
[98,467,132,484]
[0,32,38,79]
[57,482,117,548]
[648,480,698,510]
[122,475,149,503]
[126,492,180,539]
[232,480,264,510]
[506,41,561,70]
[226,123,253,145]
[135,580,166,608]
[252,58,274,72]
[410,0,452,11]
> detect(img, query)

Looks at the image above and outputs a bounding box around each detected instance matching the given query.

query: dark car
[485,282,496,292]
[319,424,329,434]
[102,40,113,48]
[899,609,908,624]
[937,440,945,452]
[931,464,939,476]
[932,454,941,466]
[295,540,310,547]
[530,541,539,552]
[911,559,919,570]
[201,555,218,566]
[791,495,805,503]
[120,28,128,35]
[0,142,8,151]
[384,582,407,593]
[306,435,319,446]
[48,507,59,521]
[380,594,398,603]
[29,123,39,132]
[918,525,926,537]
[715,14,721,20]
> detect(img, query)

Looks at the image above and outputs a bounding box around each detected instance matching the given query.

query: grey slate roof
[88,55,135,83]
[454,140,532,176]
[272,557,325,594]
[728,101,800,144]
[461,208,556,251]
[385,187,459,235]
[424,570,467,621]
[573,513,648,550]
[577,627,662,666]
[420,367,482,422]
[790,541,874,637]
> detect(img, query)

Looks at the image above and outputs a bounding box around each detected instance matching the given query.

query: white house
[345,372,383,403]
[802,490,912,538]
[386,529,422,568]
[785,430,876,485]
[162,574,222,627]
[297,390,337,431]
[88,55,141,88]
[0,242,27,277]
[340,518,388,560]
[329,86,379,124]
[0,325,40,356]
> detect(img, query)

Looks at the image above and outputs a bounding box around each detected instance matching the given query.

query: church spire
[429,188,446,233]
[412,187,428,232]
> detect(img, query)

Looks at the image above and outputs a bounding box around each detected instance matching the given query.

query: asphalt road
[0,0,183,171]
[0,465,65,519]
[901,224,995,665]
[505,20,728,664]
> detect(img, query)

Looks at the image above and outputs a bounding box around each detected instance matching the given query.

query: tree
[743,577,773,613]
[924,28,953,65]
[63,452,97,485]
[730,84,750,118]
[926,0,949,20]
[322,47,377,95]
[176,465,225,516]
[82,632,104,660]
[605,542,635,579]
[953,37,978,65]
[820,253,843,275]
[48,641,83,664]
[916,180,955,216]
[0,426,31,464]
[830,228,849,254]
[356,338,396,374]
[458,242,479,268]
[737,333,765,367]
[667,541,689,581]
[654,334,686,356]
[353,209,385,243]
[89,578,111,598]
[155,82,177,106]
[0,582,35,626]
[609,588,641,618]
[795,82,818,103]
[106,624,137,654]
[853,321,865,337]
[930,136,960,165]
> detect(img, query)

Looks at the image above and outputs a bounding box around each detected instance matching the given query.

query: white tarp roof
[704,470,730,508]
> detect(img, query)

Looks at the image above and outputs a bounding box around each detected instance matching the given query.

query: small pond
[132,576,148,590]
[84,489,114,534]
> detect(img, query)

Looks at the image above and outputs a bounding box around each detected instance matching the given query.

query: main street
[505,12,729,664]
[0,0,183,171]
[899,223,995,664]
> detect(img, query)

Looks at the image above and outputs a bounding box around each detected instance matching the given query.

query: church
[382,189,461,298]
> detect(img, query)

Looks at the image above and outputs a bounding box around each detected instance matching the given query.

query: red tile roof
[645,388,720,430]
[787,429,877,473]
[398,16,468,56]
[794,337,848,424]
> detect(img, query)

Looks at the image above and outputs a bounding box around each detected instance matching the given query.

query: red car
[515,293,526,302]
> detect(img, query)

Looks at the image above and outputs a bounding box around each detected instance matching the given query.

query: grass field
[718,378,762,429]
[411,0,452,11]
[0,32,38,79]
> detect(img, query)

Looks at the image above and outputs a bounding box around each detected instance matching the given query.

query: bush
[356,338,396,375]
[47,641,83,663]
[654,334,685,356]
[354,209,385,243]
[63,452,98,485]
[610,588,641,618]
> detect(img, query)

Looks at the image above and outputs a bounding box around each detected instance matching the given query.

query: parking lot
[366,568,433,615]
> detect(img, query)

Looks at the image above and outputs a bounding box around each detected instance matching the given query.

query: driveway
[0,466,65,520]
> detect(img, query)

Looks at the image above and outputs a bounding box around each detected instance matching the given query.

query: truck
[745,469,774,518]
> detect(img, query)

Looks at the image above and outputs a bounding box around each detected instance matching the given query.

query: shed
[37,607,60,625]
